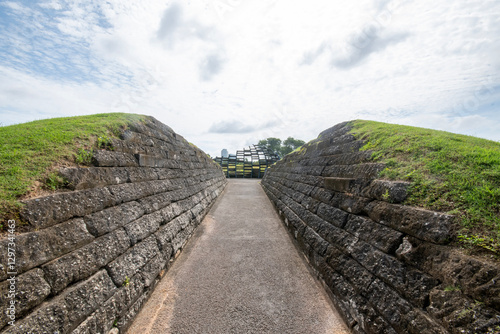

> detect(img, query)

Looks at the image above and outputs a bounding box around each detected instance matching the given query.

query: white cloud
[332,30,410,69]
[199,53,226,81]
[156,3,182,46]
[0,0,499,158]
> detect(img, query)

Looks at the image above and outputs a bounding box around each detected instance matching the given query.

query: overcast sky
[1,0,499,157]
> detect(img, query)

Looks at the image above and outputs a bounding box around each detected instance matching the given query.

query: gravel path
[127,179,350,334]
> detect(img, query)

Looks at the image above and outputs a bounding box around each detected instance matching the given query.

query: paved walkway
[127,179,349,334]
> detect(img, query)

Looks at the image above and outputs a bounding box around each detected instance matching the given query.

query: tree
[258,137,305,157]
[281,137,305,156]
[258,137,282,155]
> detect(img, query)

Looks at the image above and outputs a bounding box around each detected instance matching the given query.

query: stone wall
[0,117,226,334]
[261,121,500,334]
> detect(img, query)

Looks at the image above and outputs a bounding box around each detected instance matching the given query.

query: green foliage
[444,285,461,292]
[281,137,306,156]
[291,145,307,155]
[382,189,391,202]
[97,135,113,150]
[75,148,94,165]
[0,113,145,223]
[44,172,68,191]
[122,276,130,286]
[456,301,484,319]
[457,307,473,319]
[259,136,305,157]
[351,120,500,254]
[258,137,282,155]
[458,234,500,253]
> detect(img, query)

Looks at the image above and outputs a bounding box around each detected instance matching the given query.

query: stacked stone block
[0,117,226,334]
[261,121,500,334]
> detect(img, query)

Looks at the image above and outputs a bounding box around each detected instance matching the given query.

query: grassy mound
[0,113,145,225]
[350,120,500,254]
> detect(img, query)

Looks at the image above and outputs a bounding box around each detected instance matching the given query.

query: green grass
[0,113,145,224]
[350,120,500,254]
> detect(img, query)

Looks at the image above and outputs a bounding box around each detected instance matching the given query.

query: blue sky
[0,0,499,157]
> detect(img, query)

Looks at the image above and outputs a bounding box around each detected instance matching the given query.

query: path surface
[127,179,350,334]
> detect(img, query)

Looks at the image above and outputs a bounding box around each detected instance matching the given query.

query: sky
[0,0,499,157]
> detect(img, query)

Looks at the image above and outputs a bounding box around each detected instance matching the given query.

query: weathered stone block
[319,141,365,156]
[111,274,146,320]
[298,166,325,176]
[344,215,403,253]
[120,129,155,146]
[300,210,333,241]
[302,227,329,256]
[143,117,176,139]
[0,218,94,280]
[20,188,116,229]
[350,241,439,308]
[71,300,116,334]
[154,167,181,180]
[287,197,307,219]
[316,217,354,250]
[324,151,373,166]
[135,154,168,167]
[172,228,190,253]
[0,268,51,330]
[428,287,500,333]
[140,253,168,287]
[317,122,351,140]
[365,201,453,244]
[295,182,315,196]
[361,179,410,203]
[126,167,159,183]
[396,237,500,310]
[324,245,347,270]
[365,278,413,331]
[116,285,154,333]
[327,273,384,333]
[172,201,187,217]
[124,211,164,245]
[158,202,180,222]
[42,228,130,294]
[59,167,129,190]
[316,203,349,228]
[92,150,138,167]
[324,177,356,192]
[106,235,159,287]
[128,122,170,143]
[0,115,225,333]
[404,309,448,334]
[84,201,145,236]
[298,174,323,187]
[191,201,204,215]
[176,197,198,216]
[330,192,373,215]
[282,206,307,237]
[338,257,376,298]
[301,196,321,213]
[2,270,116,334]
[149,179,177,195]
[137,191,173,214]
[291,190,306,204]
[310,187,335,204]
[107,181,156,204]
